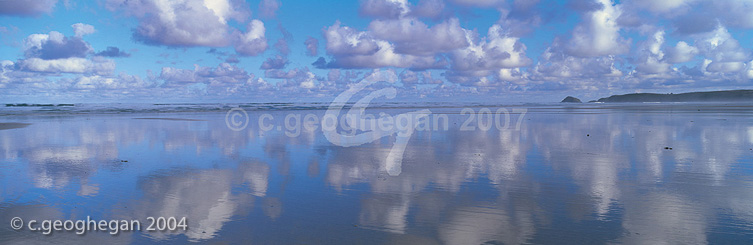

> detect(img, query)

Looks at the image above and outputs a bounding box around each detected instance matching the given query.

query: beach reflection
[115,162,266,242]
[1,105,753,244]
[0,203,132,244]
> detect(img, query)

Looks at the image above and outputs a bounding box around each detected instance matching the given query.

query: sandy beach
[4,0,753,243]
[1,103,752,244]
[0,123,31,131]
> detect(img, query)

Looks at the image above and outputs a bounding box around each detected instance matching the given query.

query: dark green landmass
[594,90,753,102]
[561,96,582,103]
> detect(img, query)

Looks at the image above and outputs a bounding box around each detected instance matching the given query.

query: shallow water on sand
[2,104,753,244]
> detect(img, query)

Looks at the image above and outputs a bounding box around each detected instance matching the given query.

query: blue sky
[1,0,752,103]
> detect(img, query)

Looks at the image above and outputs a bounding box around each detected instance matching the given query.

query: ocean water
[1,103,753,244]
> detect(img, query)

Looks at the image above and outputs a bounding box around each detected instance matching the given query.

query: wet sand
[1,104,753,244]
[0,122,31,131]
[132,118,205,121]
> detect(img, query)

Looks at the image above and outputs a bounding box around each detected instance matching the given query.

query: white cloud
[323,21,440,69]
[566,0,629,57]
[324,21,381,56]
[71,23,95,37]
[712,0,753,29]
[160,63,251,85]
[203,0,231,23]
[23,33,53,51]
[73,73,146,90]
[270,67,326,93]
[706,61,745,73]
[106,0,248,48]
[259,55,288,70]
[19,57,115,74]
[399,69,418,83]
[368,18,468,56]
[534,37,623,82]
[496,0,544,37]
[22,31,92,60]
[632,0,696,13]
[448,0,504,8]
[497,68,526,82]
[697,26,749,73]
[0,0,57,16]
[299,72,316,89]
[304,37,318,56]
[324,3,470,70]
[0,60,15,84]
[411,0,444,19]
[234,19,268,56]
[665,41,698,63]
[359,0,410,19]
[451,25,532,72]
[635,30,671,74]
[258,0,281,18]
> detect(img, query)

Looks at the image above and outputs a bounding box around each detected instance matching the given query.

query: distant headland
[594,90,753,102]
[562,90,753,103]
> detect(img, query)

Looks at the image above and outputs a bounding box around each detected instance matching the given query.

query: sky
[1,0,753,103]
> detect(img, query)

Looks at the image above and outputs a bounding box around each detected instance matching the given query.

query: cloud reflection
[116,160,269,242]
[2,105,753,243]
